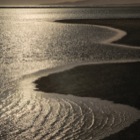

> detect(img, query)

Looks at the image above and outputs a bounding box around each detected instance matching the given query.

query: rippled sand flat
[0,8,140,140]
[0,70,139,140]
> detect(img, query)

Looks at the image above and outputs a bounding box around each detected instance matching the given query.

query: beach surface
[0,8,140,139]
[35,62,140,140]
[56,19,140,46]
[34,19,140,140]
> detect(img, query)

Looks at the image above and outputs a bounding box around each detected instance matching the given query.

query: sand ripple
[0,74,139,140]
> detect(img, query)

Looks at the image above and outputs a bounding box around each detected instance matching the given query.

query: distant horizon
[1,0,140,6]
[0,3,140,8]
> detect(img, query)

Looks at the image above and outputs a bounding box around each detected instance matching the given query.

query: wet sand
[34,62,140,140]
[34,19,140,139]
[55,19,140,46]
[35,62,140,109]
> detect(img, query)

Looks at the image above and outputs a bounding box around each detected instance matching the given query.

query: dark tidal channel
[34,62,140,140]
[55,19,140,47]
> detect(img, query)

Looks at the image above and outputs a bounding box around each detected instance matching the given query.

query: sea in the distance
[0,7,140,140]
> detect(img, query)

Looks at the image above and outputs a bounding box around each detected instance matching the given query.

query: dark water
[0,7,140,140]
[35,62,140,108]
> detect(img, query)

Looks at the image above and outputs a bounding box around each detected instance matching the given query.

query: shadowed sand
[55,19,140,47]
[35,62,140,108]
[34,62,140,140]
